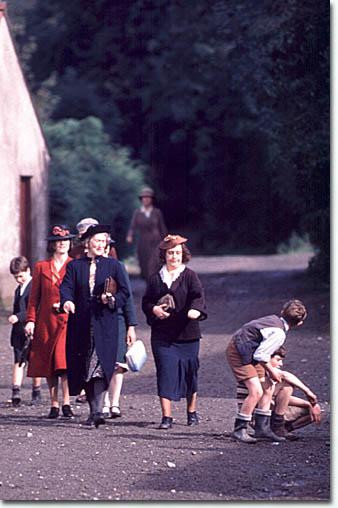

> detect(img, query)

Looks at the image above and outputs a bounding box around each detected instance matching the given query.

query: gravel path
[0,253,330,501]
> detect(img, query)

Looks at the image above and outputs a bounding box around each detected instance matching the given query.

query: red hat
[158,234,188,250]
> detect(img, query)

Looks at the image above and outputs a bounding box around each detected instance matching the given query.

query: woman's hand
[101,293,115,309]
[63,301,75,314]
[8,314,19,325]
[153,304,170,320]
[52,302,61,313]
[187,309,201,320]
[126,326,137,346]
[25,321,35,337]
[101,293,109,305]
[126,234,133,244]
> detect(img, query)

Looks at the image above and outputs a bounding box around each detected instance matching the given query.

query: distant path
[189,252,313,273]
[126,252,313,275]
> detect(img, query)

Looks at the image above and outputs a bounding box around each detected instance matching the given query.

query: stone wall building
[0,2,49,308]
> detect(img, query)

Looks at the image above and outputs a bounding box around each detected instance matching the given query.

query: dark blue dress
[142,267,207,401]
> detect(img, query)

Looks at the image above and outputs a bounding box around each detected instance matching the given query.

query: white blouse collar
[160,264,186,288]
[140,205,153,218]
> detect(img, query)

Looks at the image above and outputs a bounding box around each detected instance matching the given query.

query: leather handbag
[104,276,117,295]
[125,339,147,372]
[157,293,175,313]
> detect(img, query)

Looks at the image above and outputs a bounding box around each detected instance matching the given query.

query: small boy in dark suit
[8,256,41,406]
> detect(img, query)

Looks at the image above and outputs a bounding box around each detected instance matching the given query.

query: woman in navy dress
[142,234,207,429]
[60,225,129,427]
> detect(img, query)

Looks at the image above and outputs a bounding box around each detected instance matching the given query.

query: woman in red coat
[25,225,76,419]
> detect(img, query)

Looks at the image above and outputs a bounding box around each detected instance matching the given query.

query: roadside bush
[44,116,145,257]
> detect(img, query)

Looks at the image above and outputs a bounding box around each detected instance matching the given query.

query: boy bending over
[226,299,307,444]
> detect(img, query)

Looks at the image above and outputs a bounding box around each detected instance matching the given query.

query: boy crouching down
[268,346,322,439]
[226,299,307,444]
[236,347,322,441]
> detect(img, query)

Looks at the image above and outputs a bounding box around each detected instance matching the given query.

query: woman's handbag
[126,339,147,372]
[104,276,117,309]
[157,293,175,313]
[104,276,117,295]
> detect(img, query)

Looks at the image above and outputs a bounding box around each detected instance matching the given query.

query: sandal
[110,406,121,418]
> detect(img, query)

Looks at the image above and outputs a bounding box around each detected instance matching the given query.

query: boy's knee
[254,385,264,401]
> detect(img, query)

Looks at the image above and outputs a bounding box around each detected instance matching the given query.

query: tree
[45,116,145,257]
[13,1,329,274]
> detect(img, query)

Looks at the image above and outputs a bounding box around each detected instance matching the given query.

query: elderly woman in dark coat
[60,224,129,427]
[142,234,207,429]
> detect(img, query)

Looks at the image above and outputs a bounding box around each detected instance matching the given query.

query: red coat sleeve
[26,262,42,323]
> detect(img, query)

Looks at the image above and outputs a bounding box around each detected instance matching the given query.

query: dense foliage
[8,0,329,276]
[45,116,145,257]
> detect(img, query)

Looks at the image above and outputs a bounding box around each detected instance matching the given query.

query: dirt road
[0,253,330,501]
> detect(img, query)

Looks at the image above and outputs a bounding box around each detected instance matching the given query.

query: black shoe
[62,404,74,418]
[47,407,60,419]
[187,411,199,426]
[159,416,173,429]
[93,413,105,428]
[12,387,21,407]
[12,396,21,407]
[85,414,95,426]
[31,389,42,405]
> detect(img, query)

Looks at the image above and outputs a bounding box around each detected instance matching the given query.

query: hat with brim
[76,217,99,234]
[80,224,111,241]
[46,224,76,242]
[159,234,188,250]
[138,187,155,199]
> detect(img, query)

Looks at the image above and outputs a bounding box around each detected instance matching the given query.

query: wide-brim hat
[138,187,155,199]
[76,217,99,234]
[159,234,188,250]
[80,224,112,241]
[46,224,76,241]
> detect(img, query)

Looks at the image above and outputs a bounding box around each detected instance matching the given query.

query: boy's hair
[281,299,307,326]
[9,256,30,274]
[272,346,287,358]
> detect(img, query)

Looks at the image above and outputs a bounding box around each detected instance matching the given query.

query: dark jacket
[142,267,207,342]
[10,281,32,348]
[60,256,129,395]
[232,314,287,365]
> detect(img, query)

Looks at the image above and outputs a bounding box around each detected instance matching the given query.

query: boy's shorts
[13,346,25,364]
[226,340,265,381]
